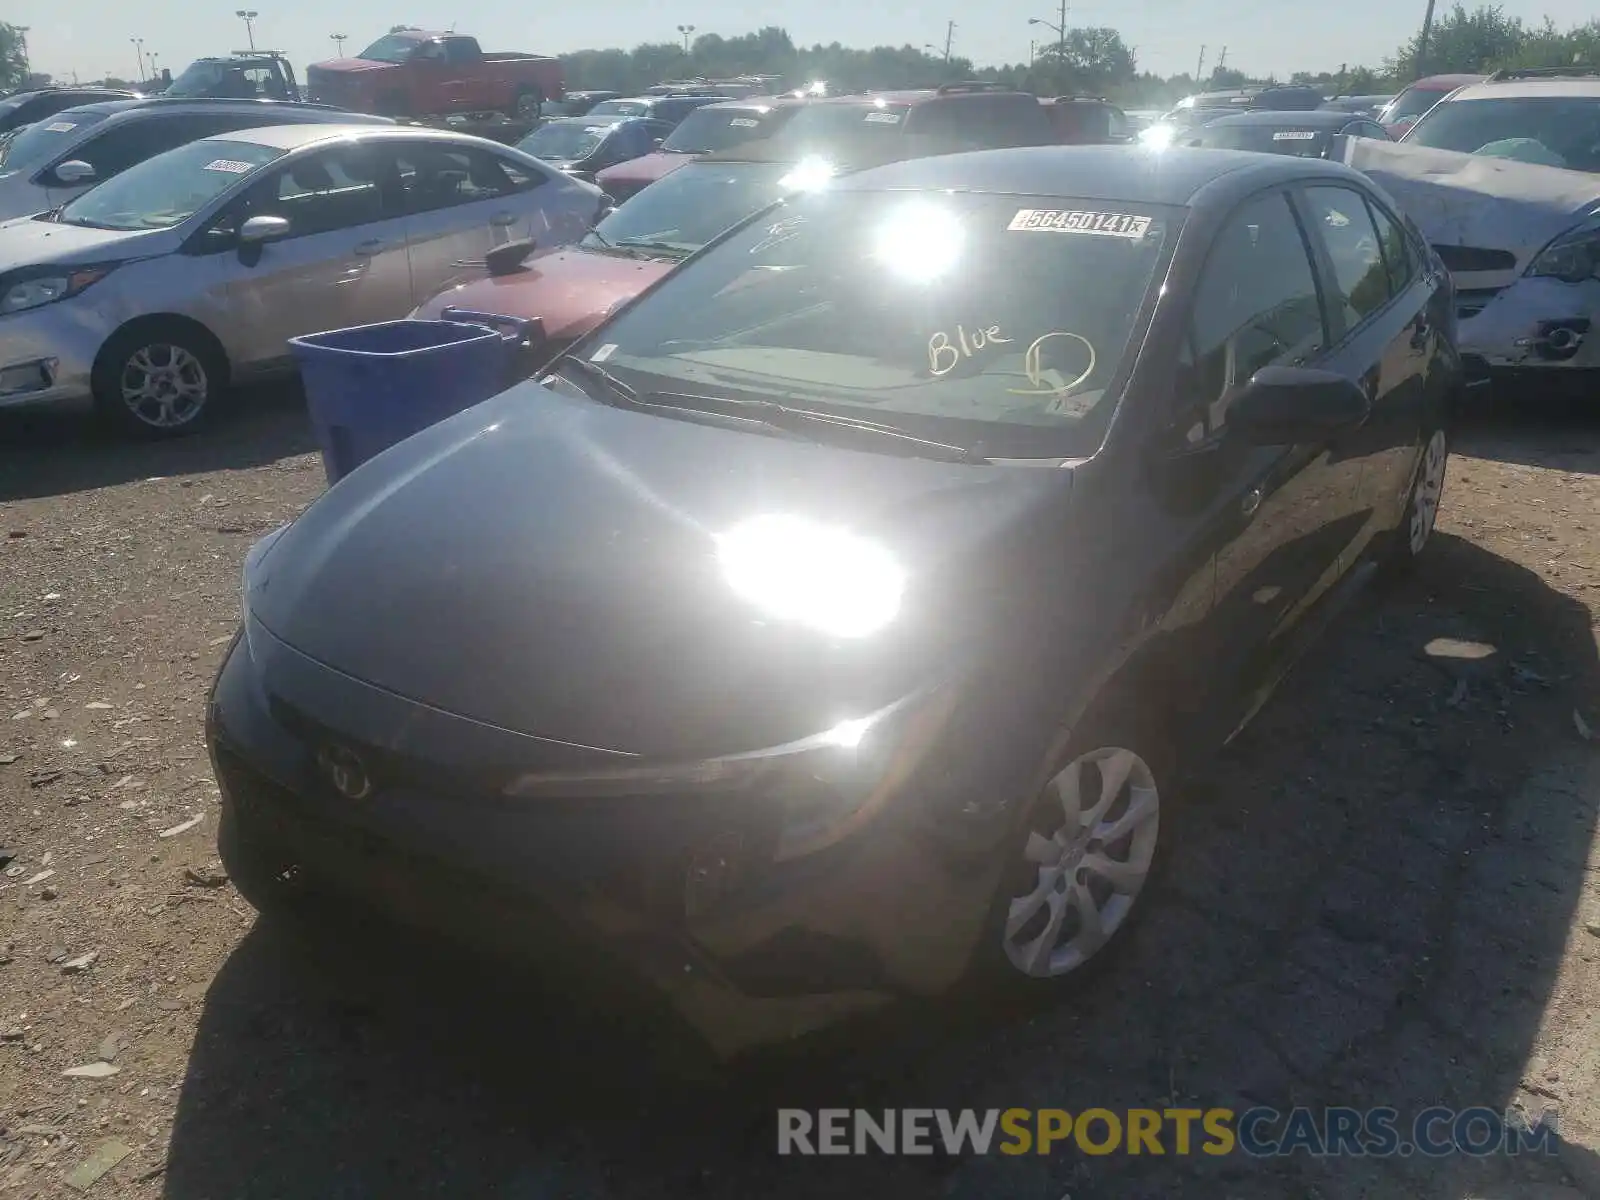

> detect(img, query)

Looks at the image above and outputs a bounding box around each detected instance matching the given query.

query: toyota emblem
[317,742,373,800]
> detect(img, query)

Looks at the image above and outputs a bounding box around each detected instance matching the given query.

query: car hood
[596,151,693,188]
[0,216,172,271]
[1344,139,1600,277]
[307,57,396,75]
[247,383,1066,757]
[412,246,677,341]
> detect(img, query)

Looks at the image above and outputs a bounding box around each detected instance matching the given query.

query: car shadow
[0,383,317,503]
[1454,385,1600,476]
[164,531,1599,1199]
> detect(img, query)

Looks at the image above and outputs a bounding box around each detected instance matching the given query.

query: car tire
[91,321,228,439]
[1383,424,1449,575]
[509,87,543,119]
[968,710,1173,994]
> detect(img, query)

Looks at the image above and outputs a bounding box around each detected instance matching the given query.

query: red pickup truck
[305,30,563,119]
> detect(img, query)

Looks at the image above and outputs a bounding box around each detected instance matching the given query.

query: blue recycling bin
[289,308,537,484]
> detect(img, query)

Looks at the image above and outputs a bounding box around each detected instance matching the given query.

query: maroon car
[594,96,808,202]
[412,134,972,364]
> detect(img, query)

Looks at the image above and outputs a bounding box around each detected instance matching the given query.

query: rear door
[201,142,412,367]
[1176,187,1365,722]
[1298,183,1433,554]
[394,141,566,301]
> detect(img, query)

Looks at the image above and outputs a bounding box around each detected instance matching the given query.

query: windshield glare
[1194,125,1329,156]
[58,138,284,231]
[519,121,611,161]
[588,100,649,117]
[1405,97,1600,171]
[1383,85,1451,123]
[661,107,779,153]
[0,112,106,171]
[586,161,793,256]
[581,190,1174,456]
[355,34,420,64]
[783,104,912,140]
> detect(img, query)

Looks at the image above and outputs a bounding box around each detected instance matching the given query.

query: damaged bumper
[1457,276,1600,378]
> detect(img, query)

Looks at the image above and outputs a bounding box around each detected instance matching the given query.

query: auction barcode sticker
[203,159,256,174]
[863,111,903,123]
[730,117,760,127]
[1008,209,1152,238]
[1272,130,1318,141]
[44,121,77,132]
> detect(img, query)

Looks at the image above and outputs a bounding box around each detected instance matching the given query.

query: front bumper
[1457,276,1600,376]
[207,619,1014,1057]
[0,298,110,409]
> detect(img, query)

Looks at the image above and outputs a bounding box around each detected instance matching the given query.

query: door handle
[352,239,387,257]
[489,212,518,228]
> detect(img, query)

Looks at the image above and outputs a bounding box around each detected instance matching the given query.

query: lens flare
[872,200,963,283]
[715,515,904,638]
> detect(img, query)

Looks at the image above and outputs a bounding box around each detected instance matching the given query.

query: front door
[1173,187,1366,733]
[210,143,412,368]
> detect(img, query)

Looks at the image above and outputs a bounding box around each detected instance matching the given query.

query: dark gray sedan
[1185,108,1393,159]
[210,146,1462,1056]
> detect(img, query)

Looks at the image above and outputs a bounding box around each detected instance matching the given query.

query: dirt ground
[1,389,1598,1200]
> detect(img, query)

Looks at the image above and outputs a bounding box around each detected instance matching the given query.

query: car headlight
[0,264,117,315]
[1526,221,1600,283]
[715,514,904,639]
[503,683,961,862]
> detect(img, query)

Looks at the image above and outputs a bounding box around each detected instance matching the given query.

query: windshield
[1382,84,1452,124]
[518,121,612,161]
[783,103,912,140]
[585,161,797,257]
[57,138,284,230]
[165,62,227,96]
[575,189,1175,457]
[661,106,784,153]
[1405,97,1600,171]
[0,111,106,172]
[355,34,420,64]
[588,100,650,117]
[1193,124,1330,156]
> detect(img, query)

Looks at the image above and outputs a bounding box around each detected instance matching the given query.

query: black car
[210,146,1461,1057]
[0,86,139,134]
[514,113,675,179]
[1186,108,1392,159]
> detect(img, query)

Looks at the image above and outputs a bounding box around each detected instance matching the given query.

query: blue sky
[16,0,1600,88]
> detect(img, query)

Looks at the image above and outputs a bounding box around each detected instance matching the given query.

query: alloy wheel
[1001,746,1161,978]
[120,343,209,430]
[1409,429,1448,555]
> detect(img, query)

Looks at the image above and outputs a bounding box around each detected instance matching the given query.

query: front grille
[1434,244,1518,273]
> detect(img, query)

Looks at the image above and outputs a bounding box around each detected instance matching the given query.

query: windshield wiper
[555,353,640,406]
[647,391,989,463]
[610,237,693,257]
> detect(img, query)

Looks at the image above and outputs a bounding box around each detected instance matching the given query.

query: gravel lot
[2,389,1598,1200]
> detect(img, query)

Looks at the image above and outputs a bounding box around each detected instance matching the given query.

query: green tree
[0,23,28,93]
[1397,2,1525,75]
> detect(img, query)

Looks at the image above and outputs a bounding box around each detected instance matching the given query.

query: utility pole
[16,26,29,78]
[1195,44,1206,84]
[1057,0,1067,92]
[942,20,955,65]
[1215,45,1227,79]
[1416,0,1437,80]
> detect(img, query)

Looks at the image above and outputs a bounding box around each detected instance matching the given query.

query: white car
[1348,69,1600,389]
[0,123,605,435]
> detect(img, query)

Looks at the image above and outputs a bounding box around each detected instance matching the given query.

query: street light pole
[331,33,347,55]
[676,24,695,53]
[235,10,259,51]
[1028,9,1068,93]
[130,37,145,83]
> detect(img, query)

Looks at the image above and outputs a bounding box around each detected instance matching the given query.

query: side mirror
[485,237,537,276]
[1230,366,1370,445]
[651,137,665,148]
[53,160,97,185]
[238,214,291,245]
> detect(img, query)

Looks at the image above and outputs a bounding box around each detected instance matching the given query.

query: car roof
[697,95,806,112]
[198,122,484,150]
[696,131,977,169]
[1204,109,1363,128]
[1409,74,1485,89]
[58,97,379,121]
[1448,76,1600,100]
[546,113,633,127]
[831,144,1366,205]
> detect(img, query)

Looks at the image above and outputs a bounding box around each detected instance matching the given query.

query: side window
[414,41,446,63]
[240,146,390,238]
[68,116,223,179]
[906,99,1007,148]
[1105,106,1131,139]
[443,39,476,65]
[395,144,527,212]
[1302,185,1392,327]
[1366,198,1417,299]
[1179,190,1326,437]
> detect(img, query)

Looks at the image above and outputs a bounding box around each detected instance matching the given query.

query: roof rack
[935,81,1010,95]
[1484,65,1600,81]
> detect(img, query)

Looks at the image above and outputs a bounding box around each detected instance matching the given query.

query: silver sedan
[0,123,606,436]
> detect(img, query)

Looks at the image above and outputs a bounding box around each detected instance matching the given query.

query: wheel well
[95,315,231,388]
